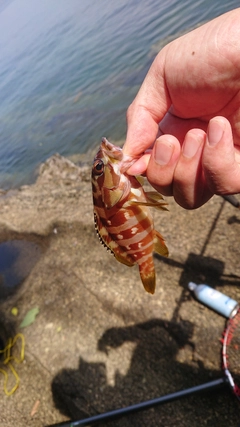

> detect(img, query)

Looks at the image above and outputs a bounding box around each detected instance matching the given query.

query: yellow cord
[0,333,25,395]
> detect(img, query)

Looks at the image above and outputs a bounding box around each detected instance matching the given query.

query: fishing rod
[222,195,240,209]
[46,378,227,427]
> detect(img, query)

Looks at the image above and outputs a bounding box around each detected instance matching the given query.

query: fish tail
[138,258,156,294]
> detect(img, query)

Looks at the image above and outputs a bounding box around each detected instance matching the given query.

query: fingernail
[154,138,174,165]
[182,133,203,158]
[207,118,224,146]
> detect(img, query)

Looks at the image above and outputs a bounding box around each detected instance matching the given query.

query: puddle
[0,336,4,351]
[0,240,43,298]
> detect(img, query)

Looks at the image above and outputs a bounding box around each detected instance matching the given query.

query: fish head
[92,138,131,209]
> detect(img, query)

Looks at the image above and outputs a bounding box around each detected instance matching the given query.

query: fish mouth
[100,137,139,173]
[101,137,123,162]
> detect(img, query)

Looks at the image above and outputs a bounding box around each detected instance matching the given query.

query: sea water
[0,0,239,189]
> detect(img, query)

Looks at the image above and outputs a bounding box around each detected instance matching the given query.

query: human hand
[123,9,240,208]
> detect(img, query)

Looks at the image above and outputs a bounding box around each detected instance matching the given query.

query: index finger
[123,56,171,158]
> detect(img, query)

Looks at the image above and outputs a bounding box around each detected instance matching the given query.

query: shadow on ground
[161,252,240,323]
[51,316,240,427]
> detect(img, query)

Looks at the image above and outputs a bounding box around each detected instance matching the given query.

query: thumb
[123,53,171,158]
[203,117,240,194]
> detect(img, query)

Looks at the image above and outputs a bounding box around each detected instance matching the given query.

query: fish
[91,137,169,294]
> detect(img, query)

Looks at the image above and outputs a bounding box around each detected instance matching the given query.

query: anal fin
[114,250,135,267]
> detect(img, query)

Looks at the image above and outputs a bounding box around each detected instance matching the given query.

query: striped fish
[91,138,168,294]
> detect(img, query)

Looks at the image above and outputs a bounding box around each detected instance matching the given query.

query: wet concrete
[0,239,44,298]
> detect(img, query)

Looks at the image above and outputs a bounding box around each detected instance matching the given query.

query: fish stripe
[96,204,156,265]
[92,138,168,294]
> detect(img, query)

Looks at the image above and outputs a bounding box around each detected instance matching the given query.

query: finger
[126,152,151,176]
[173,129,213,209]
[159,112,208,144]
[203,117,240,194]
[123,53,171,158]
[146,134,181,196]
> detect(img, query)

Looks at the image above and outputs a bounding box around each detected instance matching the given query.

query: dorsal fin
[129,191,168,211]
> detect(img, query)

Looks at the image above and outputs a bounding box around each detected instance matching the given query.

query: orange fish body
[92,138,168,294]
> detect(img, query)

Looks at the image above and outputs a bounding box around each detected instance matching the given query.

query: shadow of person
[51,318,239,426]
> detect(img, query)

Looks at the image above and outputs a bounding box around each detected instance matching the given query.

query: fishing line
[222,307,240,401]
[189,282,240,403]
[0,333,25,396]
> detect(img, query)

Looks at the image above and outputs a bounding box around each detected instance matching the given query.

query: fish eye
[93,159,104,175]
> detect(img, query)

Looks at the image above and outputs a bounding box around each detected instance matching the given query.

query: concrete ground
[0,153,240,426]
